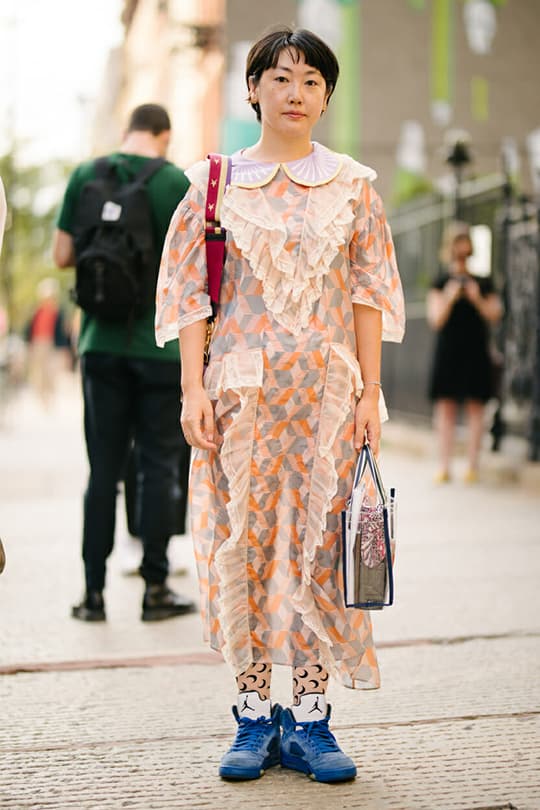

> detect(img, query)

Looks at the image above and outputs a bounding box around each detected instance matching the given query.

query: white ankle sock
[237,690,271,719]
[292,692,327,722]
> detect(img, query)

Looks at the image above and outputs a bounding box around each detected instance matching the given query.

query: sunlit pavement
[1,378,539,810]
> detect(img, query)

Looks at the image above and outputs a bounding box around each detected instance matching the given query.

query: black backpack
[71,156,165,322]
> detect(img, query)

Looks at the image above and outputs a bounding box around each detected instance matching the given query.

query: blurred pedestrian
[52,103,195,622]
[427,222,502,483]
[0,176,6,573]
[156,28,404,783]
[0,176,6,254]
[120,439,190,576]
[25,278,70,407]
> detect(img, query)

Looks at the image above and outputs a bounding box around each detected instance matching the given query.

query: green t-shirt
[57,152,190,361]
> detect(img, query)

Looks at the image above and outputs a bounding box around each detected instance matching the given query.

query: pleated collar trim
[230,142,346,188]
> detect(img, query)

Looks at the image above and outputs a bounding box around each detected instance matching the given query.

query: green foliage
[0,151,74,331]
[391,167,434,208]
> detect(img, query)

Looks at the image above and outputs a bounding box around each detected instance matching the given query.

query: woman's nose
[288,82,303,102]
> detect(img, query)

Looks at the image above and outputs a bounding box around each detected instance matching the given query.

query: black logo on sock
[241,695,254,713]
[308,696,323,714]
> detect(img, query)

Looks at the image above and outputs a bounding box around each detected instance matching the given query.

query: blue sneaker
[219,704,282,780]
[280,705,357,783]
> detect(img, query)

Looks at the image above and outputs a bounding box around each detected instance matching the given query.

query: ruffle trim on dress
[217,156,375,335]
[291,344,364,683]
[339,650,381,690]
[156,305,212,347]
[208,350,264,676]
[330,342,389,422]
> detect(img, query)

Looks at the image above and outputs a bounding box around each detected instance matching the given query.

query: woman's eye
[275,76,288,83]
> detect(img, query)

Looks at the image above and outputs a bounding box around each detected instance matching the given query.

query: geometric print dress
[156,142,405,690]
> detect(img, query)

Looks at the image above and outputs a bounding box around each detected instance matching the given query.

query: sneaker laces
[295,717,340,754]
[231,716,274,751]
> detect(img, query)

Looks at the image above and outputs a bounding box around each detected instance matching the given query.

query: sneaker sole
[219,754,280,781]
[219,766,265,781]
[281,753,356,783]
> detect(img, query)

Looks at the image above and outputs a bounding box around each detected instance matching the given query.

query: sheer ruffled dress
[156,143,405,689]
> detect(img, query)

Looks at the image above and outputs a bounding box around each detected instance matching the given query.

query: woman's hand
[180,386,218,451]
[463,278,481,305]
[444,278,463,304]
[354,389,381,455]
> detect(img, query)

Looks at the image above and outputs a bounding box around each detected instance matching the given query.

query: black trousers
[124,435,190,537]
[80,352,183,591]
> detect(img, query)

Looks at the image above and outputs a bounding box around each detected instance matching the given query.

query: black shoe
[141,584,196,622]
[0,538,5,575]
[71,590,106,622]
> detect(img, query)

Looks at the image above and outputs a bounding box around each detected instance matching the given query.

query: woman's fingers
[365,419,381,456]
[355,419,380,454]
[181,393,218,451]
[354,400,381,455]
[181,415,217,450]
[201,399,217,447]
[354,412,368,450]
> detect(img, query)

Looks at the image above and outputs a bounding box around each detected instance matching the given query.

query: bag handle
[351,441,387,505]
[205,154,232,308]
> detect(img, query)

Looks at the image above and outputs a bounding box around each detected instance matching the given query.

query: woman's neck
[244,132,313,163]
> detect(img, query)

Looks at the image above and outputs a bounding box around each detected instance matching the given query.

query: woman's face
[452,236,473,264]
[249,48,329,139]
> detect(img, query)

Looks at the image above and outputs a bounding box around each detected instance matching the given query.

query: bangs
[266,40,325,78]
[247,28,339,90]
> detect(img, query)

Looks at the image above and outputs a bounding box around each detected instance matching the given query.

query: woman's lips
[284,112,306,119]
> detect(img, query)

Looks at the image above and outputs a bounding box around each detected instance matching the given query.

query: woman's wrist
[361,383,380,400]
[182,378,205,395]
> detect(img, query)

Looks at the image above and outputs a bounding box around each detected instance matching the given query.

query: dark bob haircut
[245,28,339,122]
[127,103,171,135]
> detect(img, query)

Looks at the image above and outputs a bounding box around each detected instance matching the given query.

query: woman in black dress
[427,223,502,482]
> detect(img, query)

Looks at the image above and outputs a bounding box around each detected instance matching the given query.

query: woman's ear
[248,76,258,102]
[320,90,331,116]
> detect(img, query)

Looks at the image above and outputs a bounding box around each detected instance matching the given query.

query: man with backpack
[53,103,195,622]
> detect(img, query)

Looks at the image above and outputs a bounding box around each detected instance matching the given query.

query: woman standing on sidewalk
[427,222,502,483]
[156,27,404,782]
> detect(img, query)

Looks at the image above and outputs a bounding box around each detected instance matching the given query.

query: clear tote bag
[341,442,396,610]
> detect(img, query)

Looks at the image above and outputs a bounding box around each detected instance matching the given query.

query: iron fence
[383,176,540,459]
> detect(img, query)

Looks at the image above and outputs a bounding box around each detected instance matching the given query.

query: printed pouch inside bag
[341,442,396,610]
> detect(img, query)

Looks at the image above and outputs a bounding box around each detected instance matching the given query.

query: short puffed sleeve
[155,185,212,347]
[349,181,405,343]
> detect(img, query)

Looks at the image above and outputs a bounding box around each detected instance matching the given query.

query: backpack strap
[205,154,232,307]
[93,156,165,185]
[93,156,115,180]
[132,157,166,185]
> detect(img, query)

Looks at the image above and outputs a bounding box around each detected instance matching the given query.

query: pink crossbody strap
[205,153,232,307]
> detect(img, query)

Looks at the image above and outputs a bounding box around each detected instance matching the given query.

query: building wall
[361,0,540,202]
[223,0,540,202]
[93,0,225,169]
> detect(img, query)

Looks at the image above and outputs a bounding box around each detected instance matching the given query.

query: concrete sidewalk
[1,380,539,810]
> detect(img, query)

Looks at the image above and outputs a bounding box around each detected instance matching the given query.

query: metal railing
[383,177,540,460]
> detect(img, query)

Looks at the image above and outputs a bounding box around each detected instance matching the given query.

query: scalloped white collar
[230,142,344,188]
